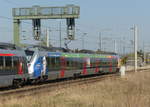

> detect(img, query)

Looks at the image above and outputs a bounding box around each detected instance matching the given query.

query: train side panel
[26,50,120,81]
[0,49,29,87]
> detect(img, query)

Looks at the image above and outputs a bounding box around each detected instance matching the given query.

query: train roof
[0,42,22,50]
[77,49,117,55]
[26,45,69,52]
[46,52,119,59]
[25,45,118,56]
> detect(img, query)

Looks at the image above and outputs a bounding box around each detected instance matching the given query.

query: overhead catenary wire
[1,0,19,6]
[0,15,103,49]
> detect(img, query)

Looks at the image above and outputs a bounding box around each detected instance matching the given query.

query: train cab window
[25,50,34,62]
[0,56,3,70]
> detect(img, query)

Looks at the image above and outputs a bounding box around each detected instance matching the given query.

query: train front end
[25,48,48,81]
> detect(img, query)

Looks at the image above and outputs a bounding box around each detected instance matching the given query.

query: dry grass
[0,71,150,107]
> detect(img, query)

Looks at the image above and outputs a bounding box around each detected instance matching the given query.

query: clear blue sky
[0,0,150,52]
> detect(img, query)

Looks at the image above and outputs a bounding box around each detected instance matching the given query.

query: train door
[60,57,66,78]
[33,56,43,78]
[95,59,100,73]
[109,56,113,72]
[41,56,47,76]
[82,58,90,75]
[18,57,23,75]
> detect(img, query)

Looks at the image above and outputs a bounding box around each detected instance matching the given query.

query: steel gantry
[12,5,80,46]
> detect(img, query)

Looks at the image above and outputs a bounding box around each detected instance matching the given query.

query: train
[0,43,28,87]
[0,43,120,88]
[25,45,120,82]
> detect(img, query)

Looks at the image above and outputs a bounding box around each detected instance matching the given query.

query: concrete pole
[59,21,62,48]
[82,36,84,49]
[143,42,146,64]
[134,25,138,72]
[82,33,87,49]
[99,32,102,50]
[114,40,117,53]
[46,28,50,47]
[13,19,20,46]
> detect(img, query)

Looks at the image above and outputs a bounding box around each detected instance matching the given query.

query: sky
[0,0,150,53]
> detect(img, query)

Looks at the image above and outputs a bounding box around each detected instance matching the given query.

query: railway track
[0,73,119,99]
[0,67,150,100]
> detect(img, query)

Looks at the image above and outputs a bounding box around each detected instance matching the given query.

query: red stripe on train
[60,57,66,78]
[95,60,99,73]
[83,62,87,75]
[18,62,23,75]
[109,57,112,72]
[0,53,15,56]
[60,70,65,78]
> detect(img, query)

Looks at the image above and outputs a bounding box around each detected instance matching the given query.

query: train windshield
[25,50,34,62]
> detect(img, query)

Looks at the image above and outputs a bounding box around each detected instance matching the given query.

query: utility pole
[131,25,138,72]
[46,28,50,47]
[143,42,146,64]
[123,37,126,55]
[82,33,87,49]
[114,40,117,53]
[59,21,62,48]
[99,32,102,50]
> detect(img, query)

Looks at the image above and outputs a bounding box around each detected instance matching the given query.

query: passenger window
[66,58,70,68]
[76,58,80,69]
[48,57,61,71]
[72,58,76,69]
[0,56,3,70]
[66,58,72,70]
[69,58,73,68]
[51,57,55,68]
[46,57,51,70]
[13,56,19,71]
[5,56,12,70]
[56,57,60,69]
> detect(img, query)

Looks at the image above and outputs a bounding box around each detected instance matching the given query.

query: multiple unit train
[0,43,28,87]
[0,43,121,88]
